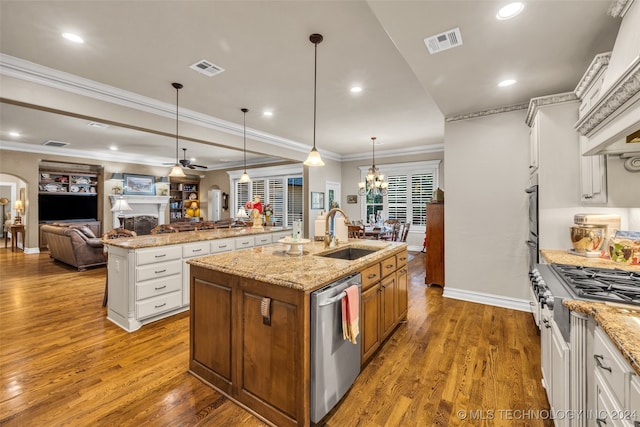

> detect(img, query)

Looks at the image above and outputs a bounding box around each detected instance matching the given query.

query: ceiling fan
[165,148,208,169]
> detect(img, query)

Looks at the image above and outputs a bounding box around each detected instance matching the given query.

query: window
[230,165,303,226]
[361,160,440,232]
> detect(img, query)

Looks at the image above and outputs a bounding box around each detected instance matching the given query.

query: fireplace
[108,195,169,233]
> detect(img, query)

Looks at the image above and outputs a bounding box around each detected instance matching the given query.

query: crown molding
[525,92,579,127]
[608,0,634,17]
[340,143,443,162]
[574,52,611,99]
[574,57,640,136]
[445,103,528,123]
[0,53,341,161]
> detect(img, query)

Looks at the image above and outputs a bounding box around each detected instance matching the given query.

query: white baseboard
[23,247,40,254]
[443,287,531,312]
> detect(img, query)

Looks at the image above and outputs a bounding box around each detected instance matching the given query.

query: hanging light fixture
[169,82,187,178]
[239,108,251,183]
[303,33,325,167]
[358,137,388,197]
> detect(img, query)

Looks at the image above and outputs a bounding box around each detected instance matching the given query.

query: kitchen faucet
[325,208,350,248]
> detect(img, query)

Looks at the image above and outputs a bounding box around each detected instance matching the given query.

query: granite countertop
[103,226,291,249]
[188,239,408,292]
[563,299,640,376]
[540,249,640,272]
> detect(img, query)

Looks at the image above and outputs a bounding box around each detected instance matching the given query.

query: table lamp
[14,200,24,225]
[236,207,248,219]
[110,197,132,228]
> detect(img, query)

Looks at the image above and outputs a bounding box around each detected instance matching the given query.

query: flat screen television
[38,194,98,222]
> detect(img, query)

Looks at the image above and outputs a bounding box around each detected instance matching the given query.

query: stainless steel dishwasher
[310,273,362,424]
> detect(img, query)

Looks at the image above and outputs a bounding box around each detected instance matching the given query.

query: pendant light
[239,108,251,183]
[303,33,325,167]
[169,82,186,178]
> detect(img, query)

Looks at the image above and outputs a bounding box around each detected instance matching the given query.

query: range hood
[575,55,640,156]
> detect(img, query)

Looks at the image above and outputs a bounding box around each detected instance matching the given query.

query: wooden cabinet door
[191,278,233,390]
[396,267,408,321]
[380,275,396,340]
[361,283,381,364]
[242,292,299,419]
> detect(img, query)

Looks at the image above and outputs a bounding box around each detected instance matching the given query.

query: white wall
[444,109,531,303]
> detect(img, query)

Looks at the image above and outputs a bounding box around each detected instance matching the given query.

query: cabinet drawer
[594,371,628,427]
[211,239,233,254]
[270,231,291,241]
[136,260,182,282]
[136,246,182,266]
[136,290,182,319]
[361,263,381,291]
[136,274,182,300]
[234,236,254,250]
[594,327,633,407]
[396,250,409,268]
[254,235,272,246]
[182,241,210,258]
[381,256,397,278]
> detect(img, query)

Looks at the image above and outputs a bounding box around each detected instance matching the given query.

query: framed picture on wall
[123,174,155,195]
[311,192,324,209]
[346,195,358,204]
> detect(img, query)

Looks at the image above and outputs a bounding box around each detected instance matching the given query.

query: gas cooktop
[550,264,640,305]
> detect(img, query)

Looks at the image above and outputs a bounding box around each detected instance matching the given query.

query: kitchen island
[103,226,292,332]
[187,239,409,427]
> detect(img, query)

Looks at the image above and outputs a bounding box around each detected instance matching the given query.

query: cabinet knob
[596,418,607,426]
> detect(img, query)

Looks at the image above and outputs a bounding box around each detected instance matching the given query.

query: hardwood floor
[0,248,551,426]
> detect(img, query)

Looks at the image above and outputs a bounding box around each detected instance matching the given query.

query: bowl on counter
[570,225,606,253]
[609,238,640,264]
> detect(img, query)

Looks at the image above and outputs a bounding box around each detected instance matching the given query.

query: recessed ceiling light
[109,145,118,151]
[9,131,21,137]
[350,86,363,93]
[62,32,84,44]
[263,111,273,117]
[498,79,517,87]
[496,2,524,20]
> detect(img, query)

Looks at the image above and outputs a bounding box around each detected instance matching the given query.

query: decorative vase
[265,214,270,224]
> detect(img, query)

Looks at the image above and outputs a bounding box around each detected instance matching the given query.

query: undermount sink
[316,247,380,261]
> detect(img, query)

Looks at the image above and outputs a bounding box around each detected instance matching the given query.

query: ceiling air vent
[424,27,463,54]
[190,59,225,77]
[42,140,70,148]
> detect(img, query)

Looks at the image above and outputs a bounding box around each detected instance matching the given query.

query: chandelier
[358,137,388,197]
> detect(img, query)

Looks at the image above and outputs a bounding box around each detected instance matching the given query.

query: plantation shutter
[411,173,434,226]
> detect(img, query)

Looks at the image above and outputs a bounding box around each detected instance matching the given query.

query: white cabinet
[580,136,608,204]
[541,307,553,393]
[105,229,287,332]
[550,320,570,425]
[576,53,609,205]
[587,326,639,427]
[540,307,570,424]
[530,113,540,173]
[182,241,211,306]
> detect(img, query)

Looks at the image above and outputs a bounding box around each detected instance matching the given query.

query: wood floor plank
[0,248,551,426]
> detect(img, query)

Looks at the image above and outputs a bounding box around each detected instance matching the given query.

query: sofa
[40,224,106,271]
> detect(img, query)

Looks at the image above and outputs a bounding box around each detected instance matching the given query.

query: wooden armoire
[425,202,444,286]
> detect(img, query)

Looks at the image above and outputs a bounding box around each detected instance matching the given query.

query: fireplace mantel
[108,195,170,229]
